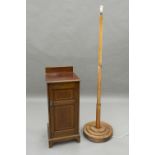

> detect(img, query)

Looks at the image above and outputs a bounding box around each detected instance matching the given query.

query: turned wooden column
[83,5,113,143]
[96,10,103,129]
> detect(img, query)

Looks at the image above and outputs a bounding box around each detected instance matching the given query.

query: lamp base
[83,121,113,142]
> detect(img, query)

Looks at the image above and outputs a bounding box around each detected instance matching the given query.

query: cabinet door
[53,103,75,137]
[49,82,79,137]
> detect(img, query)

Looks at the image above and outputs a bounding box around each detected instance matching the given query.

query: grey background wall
[26,0,129,97]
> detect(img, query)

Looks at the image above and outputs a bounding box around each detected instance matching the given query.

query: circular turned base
[83,121,113,143]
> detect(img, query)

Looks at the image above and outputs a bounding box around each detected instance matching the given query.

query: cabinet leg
[48,141,53,148]
[75,136,80,143]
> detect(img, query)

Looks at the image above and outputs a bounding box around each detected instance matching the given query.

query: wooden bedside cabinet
[45,66,80,147]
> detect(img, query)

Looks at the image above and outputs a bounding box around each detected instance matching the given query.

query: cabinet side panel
[75,82,80,134]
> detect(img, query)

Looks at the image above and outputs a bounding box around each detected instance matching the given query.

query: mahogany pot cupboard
[45,66,80,147]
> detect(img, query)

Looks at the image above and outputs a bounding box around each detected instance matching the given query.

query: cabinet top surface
[45,66,80,83]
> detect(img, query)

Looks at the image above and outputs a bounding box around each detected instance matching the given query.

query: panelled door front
[49,82,79,137]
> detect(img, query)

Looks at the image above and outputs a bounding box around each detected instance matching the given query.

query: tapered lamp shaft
[96,8,103,129]
[83,5,113,143]
[83,5,113,142]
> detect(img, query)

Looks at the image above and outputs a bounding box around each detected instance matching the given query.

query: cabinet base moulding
[47,124,80,147]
